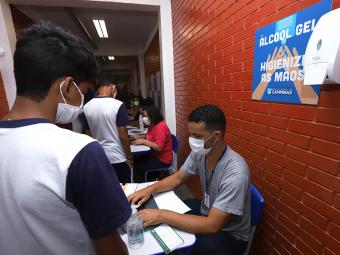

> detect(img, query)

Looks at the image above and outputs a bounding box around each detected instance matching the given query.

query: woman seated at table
[132,105,172,181]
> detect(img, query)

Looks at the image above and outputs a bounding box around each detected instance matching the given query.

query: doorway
[0,0,176,133]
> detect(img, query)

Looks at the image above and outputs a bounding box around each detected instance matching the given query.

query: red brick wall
[144,31,160,77]
[0,74,9,119]
[172,0,340,254]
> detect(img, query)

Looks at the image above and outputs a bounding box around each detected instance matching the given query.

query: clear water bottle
[127,205,144,249]
[139,114,144,132]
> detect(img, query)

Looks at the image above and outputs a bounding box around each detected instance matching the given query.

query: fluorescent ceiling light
[108,56,115,60]
[93,19,108,38]
[99,20,108,38]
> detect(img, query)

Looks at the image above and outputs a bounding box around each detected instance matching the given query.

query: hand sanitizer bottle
[127,205,144,249]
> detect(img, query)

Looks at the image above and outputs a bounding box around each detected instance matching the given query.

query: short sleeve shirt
[66,141,131,239]
[116,104,129,127]
[181,146,251,241]
[83,97,129,164]
[147,121,173,165]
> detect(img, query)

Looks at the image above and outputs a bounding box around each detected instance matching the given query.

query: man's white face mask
[112,85,117,98]
[55,80,84,124]
[188,132,217,156]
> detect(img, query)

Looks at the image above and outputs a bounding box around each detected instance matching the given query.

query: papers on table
[122,183,138,197]
[136,181,157,190]
[153,191,190,214]
[122,182,155,197]
[130,145,150,153]
[150,224,184,254]
[128,128,147,136]
[122,182,190,214]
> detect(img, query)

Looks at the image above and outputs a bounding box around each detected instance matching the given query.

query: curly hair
[14,21,98,102]
[188,104,226,134]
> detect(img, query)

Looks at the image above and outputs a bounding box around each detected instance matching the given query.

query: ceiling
[13,4,159,75]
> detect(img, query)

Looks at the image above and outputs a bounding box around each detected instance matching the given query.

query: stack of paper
[122,182,191,214]
[150,224,184,254]
[153,191,190,214]
[122,183,138,197]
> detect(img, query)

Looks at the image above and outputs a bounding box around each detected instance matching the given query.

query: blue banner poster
[252,0,332,105]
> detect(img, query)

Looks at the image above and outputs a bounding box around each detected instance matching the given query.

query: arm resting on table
[140,207,231,235]
[133,139,162,152]
[128,169,188,205]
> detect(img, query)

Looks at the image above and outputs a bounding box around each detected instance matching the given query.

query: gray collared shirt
[182,146,251,241]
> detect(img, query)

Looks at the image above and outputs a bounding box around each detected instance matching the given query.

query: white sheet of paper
[123,183,138,197]
[153,224,184,252]
[123,182,155,197]
[136,181,156,191]
[130,144,150,153]
[153,191,191,214]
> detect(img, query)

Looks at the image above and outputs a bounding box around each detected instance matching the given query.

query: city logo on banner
[251,0,332,105]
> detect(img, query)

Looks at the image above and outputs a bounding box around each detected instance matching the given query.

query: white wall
[159,0,176,134]
[0,0,17,109]
[138,54,146,98]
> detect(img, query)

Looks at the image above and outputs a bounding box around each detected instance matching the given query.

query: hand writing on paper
[128,187,152,206]
[138,209,163,227]
[283,45,318,105]
[252,46,283,100]
[135,134,147,139]
[133,139,147,146]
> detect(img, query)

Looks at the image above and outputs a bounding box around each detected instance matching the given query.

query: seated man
[0,22,130,255]
[129,104,251,255]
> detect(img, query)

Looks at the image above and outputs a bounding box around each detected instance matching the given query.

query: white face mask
[55,81,84,124]
[188,132,216,155]
[143,116,150,126]
[133,100,139,106]
[112,85,117,98]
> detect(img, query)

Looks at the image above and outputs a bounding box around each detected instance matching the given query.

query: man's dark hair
[96,74,114,90]
[14,21,98,102]
[188,104,226,134]
[145,105,164,126]
[140,97,154,111]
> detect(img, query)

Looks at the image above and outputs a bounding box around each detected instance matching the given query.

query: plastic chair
[145,134,179,181]
[244,183,265,255]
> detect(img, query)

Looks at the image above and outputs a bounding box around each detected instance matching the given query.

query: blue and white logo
[252,0,331,105]
[267,88,293,95]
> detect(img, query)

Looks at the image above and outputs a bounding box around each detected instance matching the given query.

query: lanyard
[205,146,227,193]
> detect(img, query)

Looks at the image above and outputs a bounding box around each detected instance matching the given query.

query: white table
[121,182,196,255]
[128,128,147,136]
[121,228,196,255]
[129,145,150,182]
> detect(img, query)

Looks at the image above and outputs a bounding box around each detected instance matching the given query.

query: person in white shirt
[0,21,130,255]
[84,75,133,183]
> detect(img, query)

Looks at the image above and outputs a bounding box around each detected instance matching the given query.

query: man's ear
[216,130,223,139]
[59,77,74,101]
